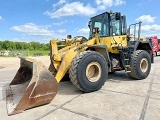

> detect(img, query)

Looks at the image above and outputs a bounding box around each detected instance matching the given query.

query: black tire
[69,51,108,92]
[127,50,151,80]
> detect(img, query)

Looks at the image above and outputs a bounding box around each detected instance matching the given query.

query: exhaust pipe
[6,58,58,115]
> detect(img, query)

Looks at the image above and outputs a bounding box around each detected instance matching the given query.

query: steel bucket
[6,58,58,115]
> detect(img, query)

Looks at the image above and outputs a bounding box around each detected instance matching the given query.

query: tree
[2,40,12,50]
[0,40,50,51]
[0,41,3,50]
[29,42,41,50]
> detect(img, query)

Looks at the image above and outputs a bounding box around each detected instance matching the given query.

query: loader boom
[49,34,100,83]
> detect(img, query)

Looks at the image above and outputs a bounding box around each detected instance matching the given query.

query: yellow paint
[54,54,61,61]
[100,35,127,53]
[50,34,128,82]
[55,49,78,83]
[50,38,96,83]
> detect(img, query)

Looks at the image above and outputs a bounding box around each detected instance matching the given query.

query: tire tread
[69,51,107,92]
[127,50,151,79]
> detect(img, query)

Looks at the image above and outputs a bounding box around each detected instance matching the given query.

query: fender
[129,40,152,51]
[129,40,154,63]
[86,44,112,72]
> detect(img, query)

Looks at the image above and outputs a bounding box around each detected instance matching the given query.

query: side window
[94,21,109,36]
[94,22,102,30]
[94,22,103,36]
[91,13,109,37]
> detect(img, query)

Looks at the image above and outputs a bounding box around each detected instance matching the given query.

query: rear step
[125,65,131,73]
[6,58,58,115]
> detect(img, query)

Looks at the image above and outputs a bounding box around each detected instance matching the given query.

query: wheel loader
[6,11,153,115]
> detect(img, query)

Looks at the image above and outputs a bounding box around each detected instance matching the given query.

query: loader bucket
[6,58,58,115]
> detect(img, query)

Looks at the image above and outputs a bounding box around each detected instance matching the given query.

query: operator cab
[88,12,127,38]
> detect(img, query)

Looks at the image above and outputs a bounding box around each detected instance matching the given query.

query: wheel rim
[140,58,148,73]
[86,62,102,82]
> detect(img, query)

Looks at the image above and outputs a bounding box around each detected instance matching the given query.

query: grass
[0,50,50,57]
[28,50,49,56]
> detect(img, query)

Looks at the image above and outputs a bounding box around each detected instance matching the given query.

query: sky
[0,0,160,43]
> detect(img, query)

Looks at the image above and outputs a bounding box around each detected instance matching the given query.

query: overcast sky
[0,0,160,43]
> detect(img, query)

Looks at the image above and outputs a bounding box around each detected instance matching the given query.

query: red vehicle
[149,36,160,56]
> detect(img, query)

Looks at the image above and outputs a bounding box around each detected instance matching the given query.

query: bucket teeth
[6,58,58,115]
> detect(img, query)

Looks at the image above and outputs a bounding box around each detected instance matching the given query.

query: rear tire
[127,50,151,79]
[69,51,108,92]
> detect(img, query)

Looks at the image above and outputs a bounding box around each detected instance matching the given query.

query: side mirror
[67,35,72,39]
[88,21,92,28]
[115,12,121,20]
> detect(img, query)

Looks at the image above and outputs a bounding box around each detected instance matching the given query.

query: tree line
[0,40,50,51]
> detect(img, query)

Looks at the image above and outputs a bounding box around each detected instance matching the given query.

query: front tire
[127,50,151,79]
[69,51,108,92]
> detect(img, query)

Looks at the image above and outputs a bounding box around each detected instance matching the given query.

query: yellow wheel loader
[6,11,154,115]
